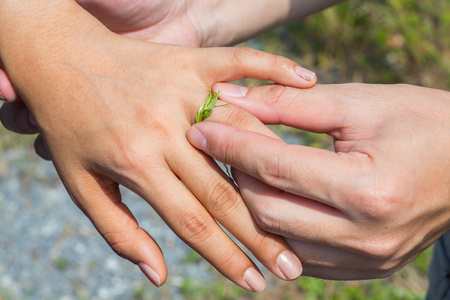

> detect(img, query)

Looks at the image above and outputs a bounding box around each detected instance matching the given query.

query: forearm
[199,0,344,47]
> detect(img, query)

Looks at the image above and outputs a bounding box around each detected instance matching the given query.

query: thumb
[200,47,316,89]
[187,121,364,211]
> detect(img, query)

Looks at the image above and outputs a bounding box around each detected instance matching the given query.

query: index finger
[187,122,370,210]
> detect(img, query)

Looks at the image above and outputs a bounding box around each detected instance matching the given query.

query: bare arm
[197,0,345,46]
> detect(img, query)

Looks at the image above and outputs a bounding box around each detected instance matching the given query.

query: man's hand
[187,83,450,280]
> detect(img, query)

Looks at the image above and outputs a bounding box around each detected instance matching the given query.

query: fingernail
[277,251,303,280]
[243,267,266,292]
[138,262,161,287]
[187,127,208,151]
[217,83,248,98]
[295,66,315,81]
[28,113,38,128]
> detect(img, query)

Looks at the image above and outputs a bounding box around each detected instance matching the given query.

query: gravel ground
[0,148,216,300]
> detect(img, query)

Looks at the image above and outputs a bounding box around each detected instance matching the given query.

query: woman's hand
[187,83,450,280]
[0,0,203,146]
[0,0,329,154]
[0,1,315,290]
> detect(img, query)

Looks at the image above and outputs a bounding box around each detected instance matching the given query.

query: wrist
[197,0,291,47]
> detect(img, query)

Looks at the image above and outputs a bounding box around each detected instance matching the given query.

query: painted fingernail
[138,262,161,287]
[28,113,38,128]
[277,251,303,280]
[187,127,208,151]
[295,66,315,81]
[217,83,248,98]
[243,267,266,292]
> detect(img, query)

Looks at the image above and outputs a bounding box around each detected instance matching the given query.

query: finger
[0,101,39,134]
[169,142,303,281]
[233,170,410,279]
[133,165,267,292]
[183,105,303,280]
[61,171,167,287]
[34,134,52,160]
[207,99,281,139]
[284,239,406,280]
[199,47,316,89]
[187,122,369,209]
[0,68,18,101]
[213,83,344,133]
[232,168,348,240]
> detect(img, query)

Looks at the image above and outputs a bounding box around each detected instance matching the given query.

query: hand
[0,0,330,153]
[75,0,202,46]
[0,0,203,151]
[0,1,316,289]
[187,83,450,280]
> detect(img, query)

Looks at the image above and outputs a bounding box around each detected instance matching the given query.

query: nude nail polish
[217,83,248,98]
[138,262,161,287]
[243,267,266,292]
[295,66,316,81]
[277,251,303,280]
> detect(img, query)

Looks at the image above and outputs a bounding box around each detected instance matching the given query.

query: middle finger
[170,142,303,281]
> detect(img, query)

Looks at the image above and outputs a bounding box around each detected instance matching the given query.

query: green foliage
[0,126,34,154]
[53,256,69,271]
[297,275,425,300]
[412,245,434,275]
[195,91,230,123]
[183,250,203,264]
[178,276,251,300]
[255,0,450,90]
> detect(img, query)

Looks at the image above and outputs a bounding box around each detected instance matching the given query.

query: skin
[0,0,337,157]
[188,82,450,280]
[0,0,319,291]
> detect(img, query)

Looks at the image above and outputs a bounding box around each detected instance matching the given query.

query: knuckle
[217,244,241,267]
[353,179,406,221]
[179,211,212,245]
[231,47,255,66]
[222,108,259,130]
[272,55,290,72]
[103,229,139,260]
[232,47,251,65]
[259,149,292,191]
[267,85,289,106]
[355,234,402,262]
[206,177,241,219]
[251,203,281,234]
[107,138,151,176]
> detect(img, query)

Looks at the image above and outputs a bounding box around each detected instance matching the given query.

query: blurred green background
[1,0,449,299]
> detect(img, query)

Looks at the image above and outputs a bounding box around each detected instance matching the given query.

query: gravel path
[0,148,215,300]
